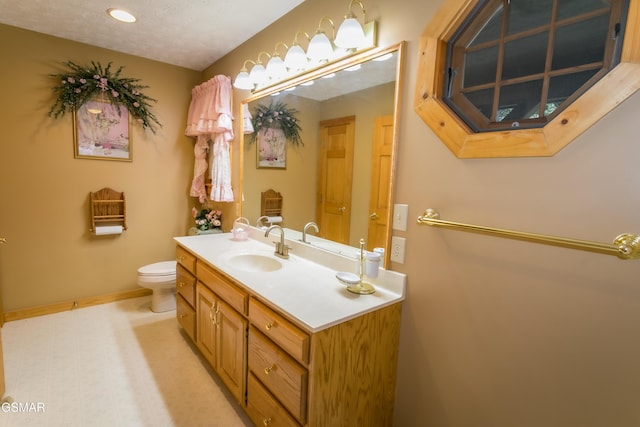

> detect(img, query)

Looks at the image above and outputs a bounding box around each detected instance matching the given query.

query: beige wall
[0,24,201,311]
[205,0,640,426]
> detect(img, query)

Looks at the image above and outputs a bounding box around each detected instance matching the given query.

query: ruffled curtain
[185,75,234,203]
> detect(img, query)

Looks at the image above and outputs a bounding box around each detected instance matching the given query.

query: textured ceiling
[0,0,304,71]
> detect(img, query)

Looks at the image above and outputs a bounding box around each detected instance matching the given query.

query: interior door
[367,115,394,251]
[316,116,355,244]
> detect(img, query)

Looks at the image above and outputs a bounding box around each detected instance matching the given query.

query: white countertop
[174,229,406,332]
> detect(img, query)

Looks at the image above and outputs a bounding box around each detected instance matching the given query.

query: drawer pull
[178,255,185,261]
[262,417,272,426]
[178,281,185,288]
[179,313,186,319]
[264,364,275,375]
[265,322,273,331]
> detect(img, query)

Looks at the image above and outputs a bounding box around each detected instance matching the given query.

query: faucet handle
[272,241,291,259]
[282,244,291,257]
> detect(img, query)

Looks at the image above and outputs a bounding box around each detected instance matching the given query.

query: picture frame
[256,127,286,169]
[73,99,132,161]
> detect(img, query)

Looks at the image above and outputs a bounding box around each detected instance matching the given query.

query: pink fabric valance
[185,75,233,136]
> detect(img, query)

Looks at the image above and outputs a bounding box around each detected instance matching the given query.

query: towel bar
[417,209,640,260]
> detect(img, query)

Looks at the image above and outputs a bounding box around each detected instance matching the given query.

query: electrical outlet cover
[391,236,406,263]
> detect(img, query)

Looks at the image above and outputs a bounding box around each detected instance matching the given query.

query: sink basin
[226,253,282,272]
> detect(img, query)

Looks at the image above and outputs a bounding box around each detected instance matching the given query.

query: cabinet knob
[262,417,272,426]
[265,322,273,331]
[178,282,185,288]
[264,364,275,375]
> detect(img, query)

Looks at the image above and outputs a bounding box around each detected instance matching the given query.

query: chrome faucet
[256,216,269,227]
[265,225,290,259]
[302,222,319,243]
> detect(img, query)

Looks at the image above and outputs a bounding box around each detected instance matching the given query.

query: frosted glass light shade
[335,17,366,48]
[249,63,267,85]
[284,45,308,71]
[233,71,253,90]
[266,56,287,80]
[307,32,333,61]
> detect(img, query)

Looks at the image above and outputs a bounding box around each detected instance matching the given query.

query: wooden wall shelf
[89,187,127,232]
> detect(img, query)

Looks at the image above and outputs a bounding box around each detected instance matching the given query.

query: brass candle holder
[347,238,375,295]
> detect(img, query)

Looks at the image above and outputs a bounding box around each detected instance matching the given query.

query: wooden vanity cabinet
[195,262,248,405]
[175,248,197,341]
[247,297,402,427]
[175,244,402,426]
[176,245,196,273]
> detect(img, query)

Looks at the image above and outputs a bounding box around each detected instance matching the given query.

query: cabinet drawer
[176,294,196,342]
[249,298,309,364]
[197,262,247,315]
[246,373,301,427]
[176,264,196,307]
[176,245,196,274]
[249,327,307,423]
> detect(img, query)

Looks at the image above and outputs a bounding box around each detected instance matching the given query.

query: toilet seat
[138,261,176,277]
[137,261,177,312]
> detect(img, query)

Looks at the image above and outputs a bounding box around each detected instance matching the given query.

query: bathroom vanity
[174,230,405,426]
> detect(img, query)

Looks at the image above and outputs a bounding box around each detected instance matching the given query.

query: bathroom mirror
[240,42,404,268]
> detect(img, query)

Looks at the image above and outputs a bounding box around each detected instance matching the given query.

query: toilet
[137,261,177,312]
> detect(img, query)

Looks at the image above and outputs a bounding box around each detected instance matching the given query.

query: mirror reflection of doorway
[316,116,355,244]
[367,115,394,251]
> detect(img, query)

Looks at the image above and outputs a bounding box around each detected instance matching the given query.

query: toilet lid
[138,261,176,276]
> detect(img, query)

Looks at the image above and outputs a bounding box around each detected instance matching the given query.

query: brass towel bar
[417,209,640,260]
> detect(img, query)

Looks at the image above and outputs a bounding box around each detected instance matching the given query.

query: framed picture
[73,99,132,161]
[257,127,286,169]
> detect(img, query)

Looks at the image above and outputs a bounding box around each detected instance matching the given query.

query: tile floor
[0,296,253,427]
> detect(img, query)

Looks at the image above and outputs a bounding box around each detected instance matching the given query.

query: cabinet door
[196,282,217,369]
[217,299,247,404]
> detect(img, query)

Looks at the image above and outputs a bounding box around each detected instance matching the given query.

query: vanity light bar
[233,0,377,92]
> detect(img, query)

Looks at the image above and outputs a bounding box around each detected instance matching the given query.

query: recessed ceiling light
[107,8,136,23]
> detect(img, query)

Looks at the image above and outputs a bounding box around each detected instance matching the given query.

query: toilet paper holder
[89,187,127,233]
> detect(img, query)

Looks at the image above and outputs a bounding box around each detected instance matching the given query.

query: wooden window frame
[415,0,640,158]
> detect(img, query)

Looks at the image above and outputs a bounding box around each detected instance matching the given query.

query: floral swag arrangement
[249,101,303,146]
[48,61,161,133]
[192,207,222,231]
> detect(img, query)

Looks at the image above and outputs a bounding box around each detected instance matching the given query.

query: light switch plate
[393,204,409,231]
[391,236,406,263]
